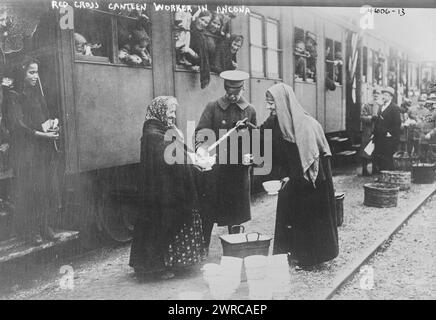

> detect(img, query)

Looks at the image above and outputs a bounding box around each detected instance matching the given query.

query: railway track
[318,186,436,300]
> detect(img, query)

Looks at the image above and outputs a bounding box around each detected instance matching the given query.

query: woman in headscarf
[129,96,206,280]
[261,83,338,269]
[180,10,212,89]
[212,34,243,74]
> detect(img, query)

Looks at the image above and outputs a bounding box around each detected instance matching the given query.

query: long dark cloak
[262,116,338,266]
[129,119,199,271]
[6,87,54,235]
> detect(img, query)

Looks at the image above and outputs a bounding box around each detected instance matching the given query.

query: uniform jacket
[195,95,257,226]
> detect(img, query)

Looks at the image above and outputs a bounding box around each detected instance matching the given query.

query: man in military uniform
[195,70,257,248]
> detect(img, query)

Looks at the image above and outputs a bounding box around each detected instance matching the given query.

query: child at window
[174,11,192,66]
[119,29,152,66]
[294,40,309,80]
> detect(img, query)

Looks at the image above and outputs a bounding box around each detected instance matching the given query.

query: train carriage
[0,1,428,245]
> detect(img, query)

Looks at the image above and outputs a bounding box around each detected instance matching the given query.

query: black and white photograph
[0,0,435,303]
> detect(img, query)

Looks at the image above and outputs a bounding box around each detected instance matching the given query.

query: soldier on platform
[195,70,257,249]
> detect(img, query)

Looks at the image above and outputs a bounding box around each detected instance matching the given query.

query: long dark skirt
[129,208,206,273]
[273,156,339,266]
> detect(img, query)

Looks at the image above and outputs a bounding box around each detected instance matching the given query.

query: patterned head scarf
[145,96,178,127]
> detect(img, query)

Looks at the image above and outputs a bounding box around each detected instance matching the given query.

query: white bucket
[268,254,289,267]
[248,280,273,300]
[244,255,268,268]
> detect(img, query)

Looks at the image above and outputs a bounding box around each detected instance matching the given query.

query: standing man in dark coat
[359,88,382,175]
[373,86,401,172]
[195,70,257,248]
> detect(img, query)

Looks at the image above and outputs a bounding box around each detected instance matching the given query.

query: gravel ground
[1,165,435,300]
[332,195,436,300]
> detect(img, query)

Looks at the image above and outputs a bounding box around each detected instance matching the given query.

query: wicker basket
[412,163,436,184]
[364,183,399,208]
[378,171,411,191]
[393,151,413,171]
[220,232,272,258]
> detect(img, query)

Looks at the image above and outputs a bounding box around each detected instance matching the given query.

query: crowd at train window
[73,7,152,67]
[74,9,112,61]
[373,50,385,85]
[117,10,152,66]
[174,8,243,89]
[294,27,316,82]
[325,39,343,85]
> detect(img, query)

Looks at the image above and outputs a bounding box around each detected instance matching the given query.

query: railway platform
[0,164,435,299]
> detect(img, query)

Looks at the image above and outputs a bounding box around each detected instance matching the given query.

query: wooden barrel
[378,170,411,191]
[412,163,436,184]
[364,183,399,208]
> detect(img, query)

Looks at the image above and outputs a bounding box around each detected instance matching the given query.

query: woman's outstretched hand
[36,131,59,140]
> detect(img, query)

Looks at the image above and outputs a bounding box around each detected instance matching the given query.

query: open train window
[373,50,384,86]
[362,47,368,82]
[116,10,152,67]
[400,59,407,87]
[325,38,334,81]
[174,7,238,74]
[74,6,152,67]
[74,9,112,62]
[388,51,397,88]
[325,39,342,85]
[294,27,316,82]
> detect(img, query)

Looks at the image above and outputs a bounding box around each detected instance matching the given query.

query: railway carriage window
[325,39,342,85]
[117,9,152,67]
[74,9,111,62]
[249,14,282,79]
[174,10,194,68]
[400,60,407,87]
[388,58,397,88]
[368,49,373,84]
[249,14,264,77]
[266,19,280,79]
[373,50,384,85]
[334,41,343,85]
[294,28,316,82]
[325,38,334,81]
[362,47,368,82]
[413,66,419,88]
[174,8,238,75]
[305,32,317,81]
